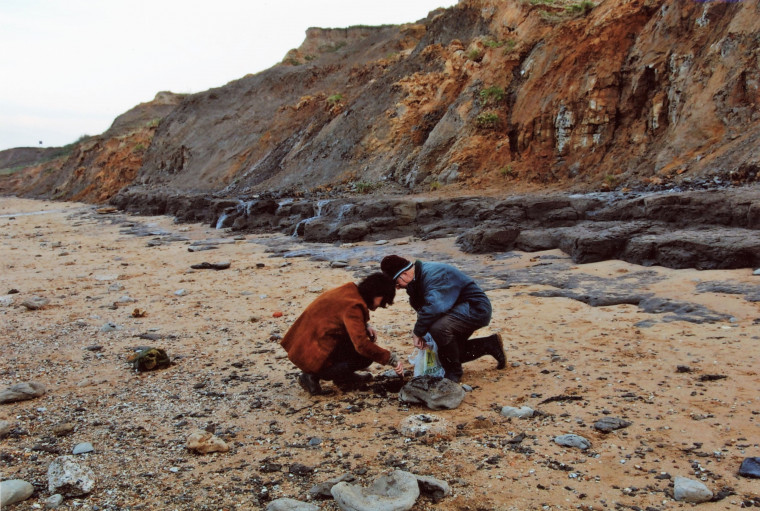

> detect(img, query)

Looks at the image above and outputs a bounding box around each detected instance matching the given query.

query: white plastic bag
[408,335,445,378]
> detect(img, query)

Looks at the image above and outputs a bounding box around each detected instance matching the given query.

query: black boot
[459,334,506,369]
[298,372,323,395]
[436,340,463,382]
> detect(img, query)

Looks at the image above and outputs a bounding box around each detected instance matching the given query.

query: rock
[72,442,94,455]
[399,376,466,410]
[0,479,34,506]
[414,474,450,500]
[100,322,121,332]
[45,494,64,509]
[0,381,47,404]
[174,288,187,296]
[673,476,713,503]
[0,419,12,438]
[21,295,50,310]
[338,221,370,242]
[186,430,230,453]
[308,473,356,500]
[330,260,349,268]
[754,268,760,275]
[739,457,760,478]
[265,498,320,511]
[48,455,96,496]
[398,414,454,441]
[554,434,591,450]
[500,405,535,418]
[52,422,75,436]
[331,469,420,511]
[0,295,14,307]
[190,261,231,270]
[593,417,632,432]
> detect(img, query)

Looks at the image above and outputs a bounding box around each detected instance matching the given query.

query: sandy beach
[1,197,758,510]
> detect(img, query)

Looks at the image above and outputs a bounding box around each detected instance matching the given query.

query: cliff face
[1,0,759,203]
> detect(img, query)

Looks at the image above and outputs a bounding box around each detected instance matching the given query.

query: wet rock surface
[110,186,760,271]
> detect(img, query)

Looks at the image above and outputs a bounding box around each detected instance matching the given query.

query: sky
[0,0,458,152]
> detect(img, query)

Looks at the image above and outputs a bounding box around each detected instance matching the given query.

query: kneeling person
[280,273,404,395]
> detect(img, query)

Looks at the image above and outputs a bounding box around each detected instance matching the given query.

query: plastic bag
[408,335,445,378]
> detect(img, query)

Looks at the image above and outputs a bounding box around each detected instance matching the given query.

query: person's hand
[367,325,378,342]
[393,360,404,377]
[412,334,426,349]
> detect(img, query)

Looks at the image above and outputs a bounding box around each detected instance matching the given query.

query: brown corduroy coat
[280,283,392,373]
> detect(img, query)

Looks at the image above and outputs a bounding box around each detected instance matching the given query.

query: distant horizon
[0,0,457,153]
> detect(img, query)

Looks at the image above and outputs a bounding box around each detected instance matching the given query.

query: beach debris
[0,381,47,404]
[48,456,96,496]
[128,347,171,372]
[331,469,420,511]
[399,376,465,410]
[186,430,230,454]
[190,261,230,270]
[673,476,713,503]
[272,311,284,318]
[398,414,454,441]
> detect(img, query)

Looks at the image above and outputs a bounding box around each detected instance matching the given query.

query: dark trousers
[313,337,371,382]
[428,314,493,382]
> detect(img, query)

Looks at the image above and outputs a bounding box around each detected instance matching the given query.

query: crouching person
[280,273,404,396]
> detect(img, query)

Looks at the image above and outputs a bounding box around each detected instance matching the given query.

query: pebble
[500,405,535,419]
[330,260,348,268]
[593,417,632,432]
[21,295,50,310]
[0,419,12,438]
[673,476,713,503]
[739,457,760,478]
[73,442,95,455]
[174,289,187,296]
[100,322,121,332]
[265,498,320,511]
[0,294,14,307]
[554,434,591,450]
[0,479,34,507]
[45,494,64,509]
[0,381,47,404]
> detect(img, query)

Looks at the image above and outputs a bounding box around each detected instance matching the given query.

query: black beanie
[381,255,413,280]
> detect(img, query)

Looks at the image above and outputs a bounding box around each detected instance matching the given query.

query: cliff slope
[1,0,759,204]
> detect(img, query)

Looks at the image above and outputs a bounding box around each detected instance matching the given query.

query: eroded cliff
[1,0,759,202]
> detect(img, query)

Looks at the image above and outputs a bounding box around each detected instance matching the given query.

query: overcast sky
[0,0,457,152]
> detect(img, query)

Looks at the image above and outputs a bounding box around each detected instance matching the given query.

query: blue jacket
[406,261,492,337]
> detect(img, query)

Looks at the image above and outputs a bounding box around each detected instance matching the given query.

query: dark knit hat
[381,255,413,280]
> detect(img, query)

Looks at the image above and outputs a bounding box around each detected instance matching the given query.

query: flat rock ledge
[111,186,760,270]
